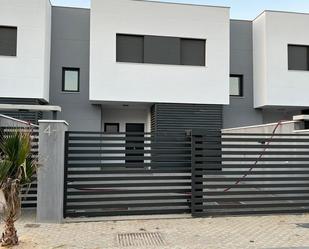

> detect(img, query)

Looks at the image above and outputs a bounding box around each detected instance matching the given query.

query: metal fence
[64,131,191,218]
[64,129,309,218]
[0,126,38,208]
[191,130,309,217]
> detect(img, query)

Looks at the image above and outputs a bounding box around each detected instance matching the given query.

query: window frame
[0,25,17,57]
[116,34,144,63]
[116,33,206,67]
[62,67,80,93]
[180,38,206,66]
[229,74,244,97]
[104,123,120,133]
[288,44,309,71]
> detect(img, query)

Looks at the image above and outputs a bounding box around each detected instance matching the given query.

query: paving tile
[10,211,309,249]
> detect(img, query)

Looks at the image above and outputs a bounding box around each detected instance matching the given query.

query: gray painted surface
[37,120,68,223]
[223,20,263,129]
[47,7,101,131]
[151,103,222,133]
[262,109,301,123]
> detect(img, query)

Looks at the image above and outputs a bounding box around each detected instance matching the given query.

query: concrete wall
[90,0,230,105]
[223,20,263,129]
[37,120,68,223]
[223,120,298,134]
[48,7,101,131]
[0,0,51,102]
[253,11,309,108]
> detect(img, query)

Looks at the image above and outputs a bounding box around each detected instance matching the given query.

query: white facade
[0,0,51,102]
[253,11,309,108]
[90,0,230,105]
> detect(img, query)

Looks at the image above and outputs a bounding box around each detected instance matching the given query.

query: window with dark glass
[180,38,205,66]
[104,123,119,133]
[116,34,144,63]
[62,68,80,92]
[230,75,243,97]
[0,26,17,56]
[116,34,205,66]
[288,45,309,71]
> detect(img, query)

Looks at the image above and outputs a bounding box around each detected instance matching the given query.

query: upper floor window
[288,44,309,71]
[62,68,80,92]
[230,75,243,97]
[116,34,205,66]
[0,26,17,56]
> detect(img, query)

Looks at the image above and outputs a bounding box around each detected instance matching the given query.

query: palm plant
[0,129,37,247]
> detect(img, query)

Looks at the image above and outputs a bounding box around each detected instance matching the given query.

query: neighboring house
[0,0,309,132]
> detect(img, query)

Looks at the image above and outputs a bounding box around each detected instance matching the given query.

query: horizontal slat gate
[64,131,191,218]
[0,127,38,208]
[191,130,309,216]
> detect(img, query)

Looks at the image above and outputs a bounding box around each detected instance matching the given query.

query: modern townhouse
[1,0,309,133]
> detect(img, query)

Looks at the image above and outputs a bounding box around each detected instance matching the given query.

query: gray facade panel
[223,20,263,129]
[151,103,222,133]
[48,7,101,131]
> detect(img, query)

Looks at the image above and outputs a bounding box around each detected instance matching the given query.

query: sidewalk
[12,211,309,249]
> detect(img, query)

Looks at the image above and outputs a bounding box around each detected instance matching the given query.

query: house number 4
[44,125,57,136]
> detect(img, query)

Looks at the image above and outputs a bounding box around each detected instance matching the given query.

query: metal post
[191,130,204,217]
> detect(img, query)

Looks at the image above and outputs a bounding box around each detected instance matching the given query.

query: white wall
[222,121,297,134]
[0,0,51,102]
[90,0,230,105]
[101,107,151,133]
[253,11,309,108]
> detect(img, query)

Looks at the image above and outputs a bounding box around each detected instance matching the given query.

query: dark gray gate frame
[191,129,222,217]
[191,129,204,217]
[63,131,193,218]
[63,129,309,219]
[191,130,309,217]
[63,131,69,218]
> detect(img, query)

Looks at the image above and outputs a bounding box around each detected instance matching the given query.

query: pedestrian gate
[191,130,309,216]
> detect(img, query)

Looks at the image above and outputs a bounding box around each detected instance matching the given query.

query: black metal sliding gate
[191,130,309,217]
[63,131,191,218]
[64,129,309,218]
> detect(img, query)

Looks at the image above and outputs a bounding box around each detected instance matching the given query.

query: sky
[50,0,309,20]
